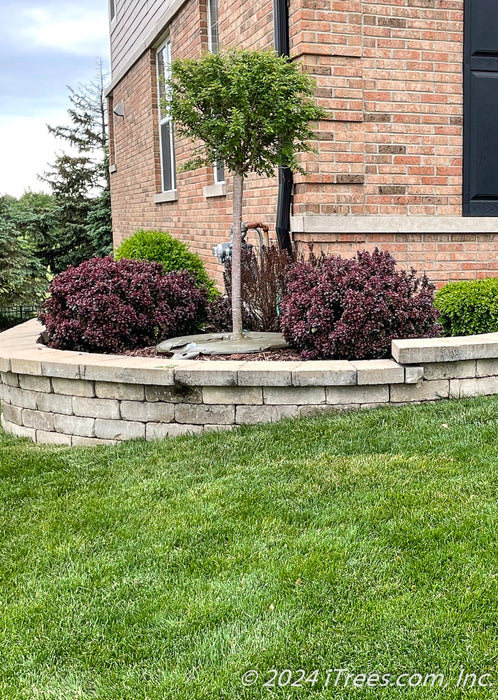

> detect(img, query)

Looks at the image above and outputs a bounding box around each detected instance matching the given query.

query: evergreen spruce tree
[41,62,112,272]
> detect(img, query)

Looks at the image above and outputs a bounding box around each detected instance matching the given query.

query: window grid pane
[208,0,219,54]
[215,160,225,184]
[208,1,223,183]
[157,40,176,192]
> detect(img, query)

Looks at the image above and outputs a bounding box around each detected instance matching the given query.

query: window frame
[207,0,220,54]
[207,0,225,184]
[156,38,177,194]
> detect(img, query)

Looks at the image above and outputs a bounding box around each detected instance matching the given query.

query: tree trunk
[98,59,110,192]
[231,172,244,340]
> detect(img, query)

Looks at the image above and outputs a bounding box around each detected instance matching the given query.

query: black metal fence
[0,305,39,331]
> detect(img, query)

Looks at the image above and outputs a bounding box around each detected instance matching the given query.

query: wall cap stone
[392,333,498,364]
[290,215,498,235]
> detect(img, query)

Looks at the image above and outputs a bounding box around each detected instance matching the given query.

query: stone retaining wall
[2,320,498,446]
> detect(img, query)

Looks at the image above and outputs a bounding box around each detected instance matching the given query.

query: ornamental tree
[168,49,324,339]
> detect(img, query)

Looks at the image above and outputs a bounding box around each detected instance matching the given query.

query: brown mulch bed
[122,346,303,361]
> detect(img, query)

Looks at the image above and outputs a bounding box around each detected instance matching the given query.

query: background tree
[168,49,324,338]
[8,191,58,273]
[0,196,48,306]
[41,61,112,272]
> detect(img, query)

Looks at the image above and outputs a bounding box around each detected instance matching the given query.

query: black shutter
[463,0,498,216]
[464,0,498,215]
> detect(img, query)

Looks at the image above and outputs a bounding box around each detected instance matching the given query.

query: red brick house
[106,0,498,287]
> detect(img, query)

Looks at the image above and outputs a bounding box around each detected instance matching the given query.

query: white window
[207,0,220,54]
[157,40,176,192]
[207,0,224,184]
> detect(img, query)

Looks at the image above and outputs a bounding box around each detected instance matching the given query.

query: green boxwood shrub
[435,278,498,336]
[115,229,218,300]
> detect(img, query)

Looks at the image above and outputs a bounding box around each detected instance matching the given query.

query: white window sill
[109,164,117,174]
[204,182,226,198]
[154,190,178,203]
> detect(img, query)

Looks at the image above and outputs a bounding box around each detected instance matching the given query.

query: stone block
[264,386,326,405]
[0,356,10,373]
[204,424,236,433]
[235,405,299,425]
[120,401,175,422]
[390,380,449,403]
[0,371,19,387]
[54,414,95,438]
[73,396,120,419]
[237,361,302,387]
[423,360,476,380]
[72,436,118,447]
[298,404,354,418]
[145,422,203,440]
[175,404,235,425]
[174,361,239,387]
[1,416,35,440]
[36,392,73,415]
[352,359,404,385]
[392,333,498,365]
[10,356,42,375]
[476,359,498,378]
[405,366,424,384]
[450,376,498,399]
[95,382,145,401]
[4,386,37,409]
[82,358,175,386]
[145,384,202,403]
[22,409,55,432]
[202,386,263,405]
[1,403,23,425]
[18,374,51,393]
[292,361,356,386]
[95,419,145,441]
[36,430,72,446]
[41,358,81,379]
[360,402,389,411]
[52,378,94,397]
[326,385,389,405]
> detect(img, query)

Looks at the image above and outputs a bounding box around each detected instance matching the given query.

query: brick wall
[109,0,498,287]
[290,229,498,285]
[289,0,464,217]
[110,0,279,287]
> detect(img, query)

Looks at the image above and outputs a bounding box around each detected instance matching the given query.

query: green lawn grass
[0,398,498,699]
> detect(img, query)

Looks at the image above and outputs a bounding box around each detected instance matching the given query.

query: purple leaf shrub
[39,256,207,353]
[280,248,440,360]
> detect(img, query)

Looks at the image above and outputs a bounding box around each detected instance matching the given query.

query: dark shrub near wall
[39,257,207,353]
[281,249,441,360]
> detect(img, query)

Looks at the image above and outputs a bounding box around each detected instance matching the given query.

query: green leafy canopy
[167,49,326,177]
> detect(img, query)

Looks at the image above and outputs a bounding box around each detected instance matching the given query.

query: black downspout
[273,0,293,254]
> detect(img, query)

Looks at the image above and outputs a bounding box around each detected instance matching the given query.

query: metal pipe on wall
[273,0,293,253]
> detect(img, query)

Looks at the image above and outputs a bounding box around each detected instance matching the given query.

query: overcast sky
[0,0,110,197]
